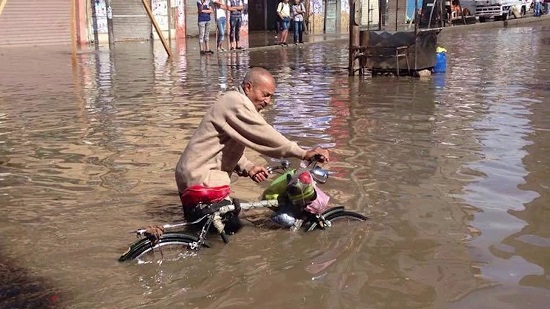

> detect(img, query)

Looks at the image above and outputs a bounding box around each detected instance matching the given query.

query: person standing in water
[197,0,214,54]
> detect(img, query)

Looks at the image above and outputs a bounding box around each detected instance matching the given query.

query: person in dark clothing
[228,0,245,50]
[291,0,305,44]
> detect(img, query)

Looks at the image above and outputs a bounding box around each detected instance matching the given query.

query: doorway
[324,0,339,33]
[248,0,280,31]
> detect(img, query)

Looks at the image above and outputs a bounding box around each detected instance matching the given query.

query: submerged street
[0,21,549,308]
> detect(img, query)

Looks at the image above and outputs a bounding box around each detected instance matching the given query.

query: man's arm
[198,1,213,13]
[221,94,307,160]
[228,0,243,12]
[213,0,227,10]
[235,154,270,182]
[234,153,255,176]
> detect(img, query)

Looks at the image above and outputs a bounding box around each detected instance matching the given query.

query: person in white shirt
[213,0,227,51]
[277,0,291,45]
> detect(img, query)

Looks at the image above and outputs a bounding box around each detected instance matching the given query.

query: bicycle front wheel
[118,232,210,263]
[306,207,367,232]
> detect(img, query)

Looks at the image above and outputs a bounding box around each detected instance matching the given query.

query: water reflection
[0,24,549,308]
[448,27,545,279]
[439,25,550,307]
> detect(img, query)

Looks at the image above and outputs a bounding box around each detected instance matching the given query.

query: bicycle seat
[180,185,231,208]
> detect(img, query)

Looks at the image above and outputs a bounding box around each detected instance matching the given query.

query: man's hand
[248,165,269,183]
[144,225,164,244]
[303,147,330,163]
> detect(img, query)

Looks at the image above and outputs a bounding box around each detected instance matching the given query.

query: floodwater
[1,23,549,308]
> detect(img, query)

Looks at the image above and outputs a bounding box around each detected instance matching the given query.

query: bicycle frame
[131,159,333,247]
[120,161,369,261]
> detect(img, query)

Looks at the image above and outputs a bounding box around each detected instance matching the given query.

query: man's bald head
[242,67,276,112]
[242,67,276,88]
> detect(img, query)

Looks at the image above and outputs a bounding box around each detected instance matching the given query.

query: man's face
[244,78,275,112]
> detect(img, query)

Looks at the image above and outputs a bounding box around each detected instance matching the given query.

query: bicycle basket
[286,170,317,207]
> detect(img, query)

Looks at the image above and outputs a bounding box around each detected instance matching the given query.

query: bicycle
[118,158,367,263]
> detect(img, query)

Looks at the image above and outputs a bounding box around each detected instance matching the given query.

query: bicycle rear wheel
[118,232,210,263]
[305,207,367,232]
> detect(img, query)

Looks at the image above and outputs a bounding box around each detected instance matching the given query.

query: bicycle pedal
[290,219,303,231]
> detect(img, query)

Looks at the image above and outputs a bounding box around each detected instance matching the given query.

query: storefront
[246,0,349,34]
[0,0,352,47]
[0,0,73,47]
[92,0,185,43]
[0,0,185,47]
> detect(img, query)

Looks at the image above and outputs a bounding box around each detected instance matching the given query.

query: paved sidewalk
[92,15,548,57]
[240,15,549,50]
[246,31,348,49]
[441,14,550,33]
[152,30,348,56]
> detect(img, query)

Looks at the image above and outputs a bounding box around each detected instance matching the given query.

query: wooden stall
[348,0,442,76]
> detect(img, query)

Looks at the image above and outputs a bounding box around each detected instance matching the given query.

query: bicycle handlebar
[309,154,326,164]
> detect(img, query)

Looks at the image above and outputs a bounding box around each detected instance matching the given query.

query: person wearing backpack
[277,0,291,45]
[291,0,305,44]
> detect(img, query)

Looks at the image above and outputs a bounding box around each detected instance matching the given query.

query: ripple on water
[0,25,549,308]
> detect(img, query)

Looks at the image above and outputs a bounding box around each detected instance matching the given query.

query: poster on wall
[152,0,169,30]
[94,0,108,34]
[311,0,323,14]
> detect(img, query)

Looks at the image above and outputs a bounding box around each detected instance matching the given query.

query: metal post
[71,0,77,56]
[379,0,383,30]
[168,0,172,44]
[348,0,354,75]
[336,0,341,33]
[367,0,371,30]
[414,0,418,33]
[458,0,467,24]
[395,0,399,31]
[441,0,444,27]
[91,0,100,48]
[105,0,115,47]
[349,0,361,76]
[264,0,267,30]
[323,0,328,33]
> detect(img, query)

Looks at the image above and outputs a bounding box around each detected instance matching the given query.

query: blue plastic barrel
[434,51,447,73]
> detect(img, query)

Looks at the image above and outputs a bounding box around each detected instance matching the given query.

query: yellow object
[262,170,295,200]
[0,0,8,17]
[436,46,447,53]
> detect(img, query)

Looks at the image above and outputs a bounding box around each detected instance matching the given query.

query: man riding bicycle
[175,67,329,232]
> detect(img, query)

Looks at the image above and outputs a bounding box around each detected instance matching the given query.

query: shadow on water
[0,249,60,308]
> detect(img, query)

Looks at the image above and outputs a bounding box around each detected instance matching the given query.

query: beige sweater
[175,87,307,193]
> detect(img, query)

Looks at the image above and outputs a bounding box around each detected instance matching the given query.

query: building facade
[0,1,405,47]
